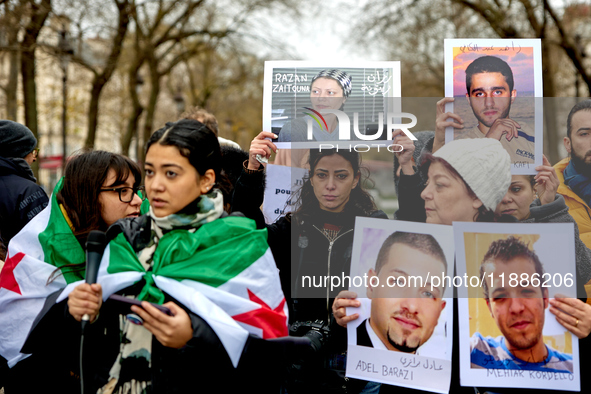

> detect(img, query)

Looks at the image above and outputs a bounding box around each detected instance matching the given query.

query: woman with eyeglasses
[0,150,143,394]
[57,150,144,261]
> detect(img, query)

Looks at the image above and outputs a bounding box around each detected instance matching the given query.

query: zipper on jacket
[312,225,354,322]
[327,240,334,321]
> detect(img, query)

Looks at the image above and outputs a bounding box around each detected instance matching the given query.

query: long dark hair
[421,153,498,222]
[57,150,141,247]
[49,150,141,283]
[146,119,232,204]
[291,149,377,223]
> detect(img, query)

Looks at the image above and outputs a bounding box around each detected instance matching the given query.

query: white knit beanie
[433,138,511,211]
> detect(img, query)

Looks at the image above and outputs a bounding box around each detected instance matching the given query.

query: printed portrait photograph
[345,218,454,393]
[263,61,401,149]
[444,39,543,174]
[455,222,580,391]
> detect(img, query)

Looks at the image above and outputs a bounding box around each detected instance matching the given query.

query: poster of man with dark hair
[444,39,543,174]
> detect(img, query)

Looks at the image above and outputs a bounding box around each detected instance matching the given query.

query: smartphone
[108,294,173,316]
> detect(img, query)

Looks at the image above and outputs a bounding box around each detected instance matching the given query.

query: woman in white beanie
[420,138,511,224]
[391,137,512,225]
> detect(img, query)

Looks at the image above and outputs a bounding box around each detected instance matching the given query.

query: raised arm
[231,132,277,228]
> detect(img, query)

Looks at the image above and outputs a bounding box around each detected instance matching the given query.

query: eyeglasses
[32,148,39,158]
[99,185,146,203]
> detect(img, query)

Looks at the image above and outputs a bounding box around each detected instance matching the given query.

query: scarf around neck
[564,160,591,207]
[136,189,224,284]
[148,189,224,232]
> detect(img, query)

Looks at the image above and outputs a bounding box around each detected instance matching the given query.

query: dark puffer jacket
[0,157,48,259]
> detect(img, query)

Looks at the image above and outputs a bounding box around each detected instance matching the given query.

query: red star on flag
[0,252,24,295]
[232,289,288,339]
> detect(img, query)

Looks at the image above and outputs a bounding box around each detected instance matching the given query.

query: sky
[452,46,536,95]
[254,0,380,63]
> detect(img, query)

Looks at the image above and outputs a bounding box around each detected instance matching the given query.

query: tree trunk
[185,59,198,107]
[84,0,130,149]
[20,0,51,180]
[6,48,18,121]
[21,48,38,138]
[21,37,40,181]
[121,26,145,157]
[121,70,144,157]
[20,0,51,136]
[140,58,160,164]
[542,39,559,165]
[5,18,20,121]
[85,80,103,150]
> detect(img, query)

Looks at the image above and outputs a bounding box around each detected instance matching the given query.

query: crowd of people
[1,89,591,394]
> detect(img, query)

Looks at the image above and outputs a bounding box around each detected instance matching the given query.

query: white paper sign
[347,344,452,393]
[454,222,580,392]
[262,164,308,224]
[263,61,402,149]
[444,38,543,175]
[346,218,454,393]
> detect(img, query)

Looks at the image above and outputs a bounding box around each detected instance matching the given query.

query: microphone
[81,230,107,331]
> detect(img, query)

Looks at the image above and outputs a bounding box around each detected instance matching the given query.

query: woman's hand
[332,290,361,328]
[549,295,591,339]
[535,155,559,206]
[393,129,416,176]
[434,98,463,153]
[131,301,193,348]
[68,283,102,322]
[248,131,278,170]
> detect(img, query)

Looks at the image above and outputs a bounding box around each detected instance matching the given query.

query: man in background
[556,100,591,248]
[555,100,591,298]
[0,120,48,261]
[180,106,241,149]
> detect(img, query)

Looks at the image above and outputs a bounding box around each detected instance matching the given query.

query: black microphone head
[86,230,107,253]
[85,230,107,285]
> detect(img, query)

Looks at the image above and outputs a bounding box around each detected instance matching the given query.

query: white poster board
[444,38,543,174]
[262,164,308,224]
[454,222,580,392]
[263,61,402,149]
[346,218,454,393]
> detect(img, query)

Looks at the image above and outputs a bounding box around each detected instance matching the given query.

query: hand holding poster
[454,222,580,392]
[345,218,454,393]
[263,61,403,149]
[444,39,543,174]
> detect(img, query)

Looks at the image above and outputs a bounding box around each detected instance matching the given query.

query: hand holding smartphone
[108,294,172,316]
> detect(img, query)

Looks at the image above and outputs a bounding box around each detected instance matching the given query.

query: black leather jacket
[232,165,388,394]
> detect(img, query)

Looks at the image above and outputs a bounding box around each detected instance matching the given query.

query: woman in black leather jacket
[232,132,387,393]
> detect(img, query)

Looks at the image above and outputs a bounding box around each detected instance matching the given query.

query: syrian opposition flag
[0,178,86,368]
[59,215,288,367]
